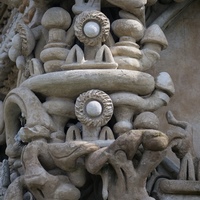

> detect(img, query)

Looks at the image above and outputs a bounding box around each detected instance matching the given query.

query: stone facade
[0,0,199,199]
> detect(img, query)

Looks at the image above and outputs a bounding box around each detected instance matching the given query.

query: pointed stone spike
[99,126,115,140]
[65,44,85,64]
[66,125,82,141]
[95,45,115,63]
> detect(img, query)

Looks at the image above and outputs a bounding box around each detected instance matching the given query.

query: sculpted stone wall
[153,0,200,156]
[0,0,199,200]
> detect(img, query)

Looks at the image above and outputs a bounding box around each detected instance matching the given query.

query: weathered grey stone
[0,0,199,199]
[134,112,160,130]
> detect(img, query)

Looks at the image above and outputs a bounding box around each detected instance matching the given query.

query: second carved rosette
[75,90,113,127]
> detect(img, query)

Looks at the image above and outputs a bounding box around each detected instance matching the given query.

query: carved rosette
[74,10,110,46]
[16,23,36,57]
[75,90,113,127]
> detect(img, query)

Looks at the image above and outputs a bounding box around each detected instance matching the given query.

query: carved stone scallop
[75,90,113,127]
[74,10,110,46]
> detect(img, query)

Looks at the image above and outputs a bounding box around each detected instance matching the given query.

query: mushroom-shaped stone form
[140,24,168,71]
[141,24,168,51]
[41,7,71,72]
[41,7,71,30]
[112,19,145,42]
[41,7,71,46]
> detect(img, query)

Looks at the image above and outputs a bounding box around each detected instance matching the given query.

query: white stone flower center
[83,21,100,38]
[86,100,102,117]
